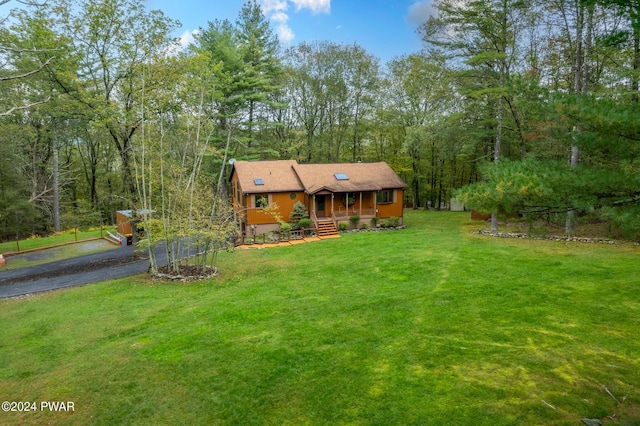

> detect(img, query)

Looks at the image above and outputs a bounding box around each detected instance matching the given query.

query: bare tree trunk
[217,126,233,199]
[491,0,508,232]
[566,2,592,235]
[135,71,157,275]
[633,18,640,102]
[53,146,60,232]
[490,97,503,232]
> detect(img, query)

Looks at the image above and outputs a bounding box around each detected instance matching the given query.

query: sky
[146,0,437,63]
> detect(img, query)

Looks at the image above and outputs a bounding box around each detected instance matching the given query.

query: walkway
[237,234,340,249]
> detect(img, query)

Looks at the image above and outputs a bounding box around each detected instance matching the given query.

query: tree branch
[0,56,54,81]
[0,96,50,116]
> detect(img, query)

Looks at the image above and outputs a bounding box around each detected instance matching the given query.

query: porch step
[316,220,338,237]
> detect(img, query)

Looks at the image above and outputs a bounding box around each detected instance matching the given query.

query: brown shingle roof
[231,160,407,195]
[293,162,407,194]
[231,160,304,194]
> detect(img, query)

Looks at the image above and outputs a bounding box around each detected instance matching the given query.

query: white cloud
[259,0,331,44]
[179,29,199,49]
[407,1,435,26]
[270,11,289,24]
[290,0,330,14]
[260,0,288,15]
[270,11,294,43]
[164,29,199,56]
[277,24,295,43]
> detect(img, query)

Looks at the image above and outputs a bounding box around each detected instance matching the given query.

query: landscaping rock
[476,230,617,244]
[341,225,408,234]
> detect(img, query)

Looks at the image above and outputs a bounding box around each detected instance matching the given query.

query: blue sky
[147,0,436,63]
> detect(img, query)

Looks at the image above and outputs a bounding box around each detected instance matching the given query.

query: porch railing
[310,209,319,232]
[333,207,376,217]
[237,228,316,246]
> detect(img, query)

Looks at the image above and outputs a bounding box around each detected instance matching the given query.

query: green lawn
[0,211,638,425]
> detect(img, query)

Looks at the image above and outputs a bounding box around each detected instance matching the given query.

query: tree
[386,52,458,209]
[135,54,238,276]
[0,0,55,116]
[283,41,380,163]
[235,0,282,149]
[0,122,41,239]
[39,0,179,203]
[284,41,329,162]
[196,0,283,194]
[421,0,531,227]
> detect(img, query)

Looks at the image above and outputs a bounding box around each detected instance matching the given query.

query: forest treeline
[1,0,639,241]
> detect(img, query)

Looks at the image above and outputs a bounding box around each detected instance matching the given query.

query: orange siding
[230,173,244,207]
[272,192,305,218]
[116,212,132,235]
[242,191,305,225]
[245,207,276,225]
[377,189,405,218]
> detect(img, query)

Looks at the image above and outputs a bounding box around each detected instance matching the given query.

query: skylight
[334,173,349,181]
[254,178,264,185]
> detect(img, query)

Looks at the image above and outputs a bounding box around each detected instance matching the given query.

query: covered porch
[309,191,378,232]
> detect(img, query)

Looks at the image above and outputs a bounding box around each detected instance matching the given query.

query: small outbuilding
[116,209,154,245]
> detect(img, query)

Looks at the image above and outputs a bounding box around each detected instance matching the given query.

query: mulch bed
[152,265,218,282]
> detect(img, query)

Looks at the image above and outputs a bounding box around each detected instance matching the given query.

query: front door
[316,195,326,217]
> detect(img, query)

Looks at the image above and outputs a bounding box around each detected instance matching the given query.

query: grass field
[0,211,638,425]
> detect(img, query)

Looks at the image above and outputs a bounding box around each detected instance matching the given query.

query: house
[229,160,407,237]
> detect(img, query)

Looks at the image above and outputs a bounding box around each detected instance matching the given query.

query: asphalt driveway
[0,244,167,299]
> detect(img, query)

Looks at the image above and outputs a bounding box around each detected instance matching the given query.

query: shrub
[339,222,348,231]
[289,201,309,223]
[389,216,400,227]
[372,217,379,227]
[379,219,390,228]
[361,222,370,230]
[279,222,292,232]
[349,215,360,224]
[298,218,312,229]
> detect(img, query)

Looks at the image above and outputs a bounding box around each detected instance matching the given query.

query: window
[254,178,264,185]
[342,192,356,205]
[255,194,268,208]
[377,190,394,204]
[334,173,349,181]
